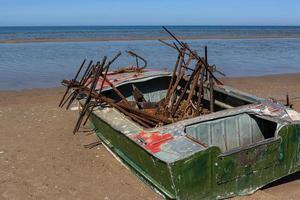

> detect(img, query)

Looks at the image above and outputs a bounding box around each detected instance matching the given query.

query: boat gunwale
[88,73,297,163]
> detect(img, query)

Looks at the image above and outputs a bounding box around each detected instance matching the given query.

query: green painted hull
[90,112,300,199]
[76,72,300,199]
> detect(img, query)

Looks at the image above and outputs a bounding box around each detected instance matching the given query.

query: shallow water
[1,26,300,90]
[0,38,300,90]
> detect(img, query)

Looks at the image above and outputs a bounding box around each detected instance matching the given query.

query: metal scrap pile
[59,27,224,133]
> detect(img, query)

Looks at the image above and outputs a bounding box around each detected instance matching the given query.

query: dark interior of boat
[102,76,253,112]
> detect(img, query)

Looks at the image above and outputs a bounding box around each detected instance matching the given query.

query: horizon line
[1,24,300,27]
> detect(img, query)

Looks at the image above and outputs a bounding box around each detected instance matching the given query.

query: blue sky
[0,0,300,26]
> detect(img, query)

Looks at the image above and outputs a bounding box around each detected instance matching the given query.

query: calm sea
[0,26,300,90]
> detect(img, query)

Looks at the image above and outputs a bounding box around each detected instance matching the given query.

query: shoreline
[1,73,299,92]
[2,35,300,44]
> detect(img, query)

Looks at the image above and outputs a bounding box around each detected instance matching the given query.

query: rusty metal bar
[185,134,208,148]
[73,57,107,133]
[206,46,214,113]
[58,59,86,107]
[186,62,202,104]
[117,101,171,124]
[171,61,203,116]
[162,26,223,85]
[83,52,122,126]
[195,68,205,116]
[165,51,181,100]
[127,50,147,70]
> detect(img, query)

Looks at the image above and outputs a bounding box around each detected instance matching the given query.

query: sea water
[0,26,299,90]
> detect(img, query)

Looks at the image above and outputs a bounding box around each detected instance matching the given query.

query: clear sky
[0,0,300,26]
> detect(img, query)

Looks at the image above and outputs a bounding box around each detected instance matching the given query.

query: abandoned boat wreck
[59,27,300,199]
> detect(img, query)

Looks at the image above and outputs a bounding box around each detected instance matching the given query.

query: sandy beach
[1,73,300,200]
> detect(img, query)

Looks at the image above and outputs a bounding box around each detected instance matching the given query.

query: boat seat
[185,113,277,152]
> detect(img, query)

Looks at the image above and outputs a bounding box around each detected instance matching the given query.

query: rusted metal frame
[182,100,197,119]
[126,50,147,70]
[183,42,222,85]
[83,52,122,126]
[206,46,214,112]
[136,57,139,68]
[61,62,96,109]
[58,59,86,107]
[96,52,122,93]
[73,59,106,133]
[83,61,102,86]
[64,78,158,128]
[83,140,102,149]
[73,59,87,82]
[83,101,99,126]
[168,52,198,115]
[63,60,93,108]
[162,26,223,85]
[73,81,157,128]
[73,71,103,133]
[132,84,146,109]
[73,57,107,133]
[58,84,74,107]
[186,62,203,104]
[128,112,157,127]
[65,87,83,110]
[211,64,226,77]
[94,95,154,128]
[99,65,109,92]
[99,72,129,105]
[171,60,203,117]
[133,102,159,109]
[82,66,108,126]
[195,68,205,116]
[61,80,91,109]
[172,43,197,72]
[168,54,194,115]
[116,102,171,124]
[81,64,98,88]
[62,85,84,109]
[166,67,185,113]
[73,101,91,133]
[110,102,153,128]
[158,39,178,50]
[185,134,208,148]
[79,60,94,85]
[158,39,193,62]
[165,51,182,100]
[165,48,187,111]
[122,110,157,127]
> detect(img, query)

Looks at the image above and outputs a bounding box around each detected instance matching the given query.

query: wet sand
[0,73,300,200]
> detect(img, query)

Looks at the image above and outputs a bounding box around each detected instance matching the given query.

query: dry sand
[0,74,300,200]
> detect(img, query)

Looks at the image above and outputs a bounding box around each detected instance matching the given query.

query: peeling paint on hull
[84,73,300,199]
